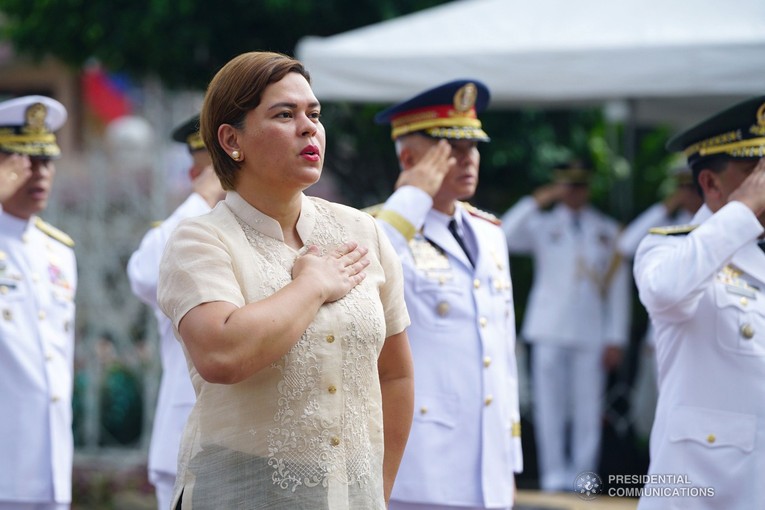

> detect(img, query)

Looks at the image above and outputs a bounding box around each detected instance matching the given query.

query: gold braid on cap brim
[0,132,60,157]
[683,129,765,159]
[391,116,484,140]
[186,132,205,151]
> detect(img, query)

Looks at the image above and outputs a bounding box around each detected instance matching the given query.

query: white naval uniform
[617,202,695,440]
[127,193,211,510]
[501,197,630,491]
[377,186,522,510]
[0,211,77,507]
[634,202,765,510]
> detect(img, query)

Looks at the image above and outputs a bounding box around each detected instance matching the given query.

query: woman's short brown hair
[200,51,310,190]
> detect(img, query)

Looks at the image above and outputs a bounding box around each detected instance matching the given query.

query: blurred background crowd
[0,0,763,508]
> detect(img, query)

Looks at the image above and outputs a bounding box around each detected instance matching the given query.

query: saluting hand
[728,157,765,218]
[0,154,32,203]
[292,241,370,303]
[394,139,454,197]
[532,183,566,208]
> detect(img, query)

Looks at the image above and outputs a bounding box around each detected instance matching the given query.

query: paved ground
[517,490,638,510]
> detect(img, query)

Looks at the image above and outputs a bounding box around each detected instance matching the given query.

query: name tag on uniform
[719,265,758,299]
[725,284,757,299]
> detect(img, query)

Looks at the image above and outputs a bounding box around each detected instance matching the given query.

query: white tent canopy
[296,0,765,127]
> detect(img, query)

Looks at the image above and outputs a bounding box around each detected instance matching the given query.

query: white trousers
[532,343,604,492]
[151,471,176,510]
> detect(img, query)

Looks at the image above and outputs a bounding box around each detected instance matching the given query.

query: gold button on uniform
[330,436,341,446]
[484,395,493,406]
[326,334,335,343]
[420,406,428,415]
[479,317,487,328]
[483,356,492,368]
[328,385,337,394]
[437,301,450,317]
[38,310,46,321]
[706,434,716,444]
[740,297,749,306]
[511,421,522,438]
[3,309,12,321]
[45,351,53,361]
[473,279,481,289]
[51,395,60,403]
[741,323,755,339]
[0,286,7,295]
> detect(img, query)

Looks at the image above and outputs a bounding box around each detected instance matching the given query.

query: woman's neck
[238,188,304,249]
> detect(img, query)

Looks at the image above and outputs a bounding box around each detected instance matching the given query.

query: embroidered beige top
[157,192,409,510]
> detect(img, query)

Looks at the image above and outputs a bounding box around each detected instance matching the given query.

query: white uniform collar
[691,204,713,224]
[0,211,32,239]
[428,203,468,231]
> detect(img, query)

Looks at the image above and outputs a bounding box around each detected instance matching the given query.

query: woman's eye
[309,112,322,120]
[276,111,293,118]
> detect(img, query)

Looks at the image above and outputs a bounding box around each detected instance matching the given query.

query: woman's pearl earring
[232,150,240,161]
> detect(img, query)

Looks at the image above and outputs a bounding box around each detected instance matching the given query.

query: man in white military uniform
[501,161,630,492]
[373,80,523,510]
[634,96,765,510]
[127,114,224,510]
[0,96,76,510]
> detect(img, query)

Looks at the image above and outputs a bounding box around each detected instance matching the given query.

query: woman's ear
[218,124,239,155]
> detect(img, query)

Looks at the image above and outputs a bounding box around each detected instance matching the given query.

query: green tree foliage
[0,0,449,88]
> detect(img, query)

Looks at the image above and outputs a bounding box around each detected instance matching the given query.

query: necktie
[448,218,475,267]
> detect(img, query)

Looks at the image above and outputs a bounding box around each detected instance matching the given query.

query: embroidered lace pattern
[235,203,385,494]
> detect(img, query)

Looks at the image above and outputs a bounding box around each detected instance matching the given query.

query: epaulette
[34,217,75,247]
[648,224,698,236]
[361,203,383,217]
[366,204,417,241]
[460,202,501,225]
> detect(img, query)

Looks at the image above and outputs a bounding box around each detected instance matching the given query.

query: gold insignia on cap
[186,132,205,151]
[24,103,48,134]
[0,99,62,157]
[453,83,477,113]
[752,102,765,136]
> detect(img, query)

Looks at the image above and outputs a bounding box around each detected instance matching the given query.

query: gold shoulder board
[34,217,75,247]
[648,224,698,236]
[461,202,501,225]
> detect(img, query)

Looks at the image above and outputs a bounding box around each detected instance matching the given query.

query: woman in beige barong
[157,51,414,510]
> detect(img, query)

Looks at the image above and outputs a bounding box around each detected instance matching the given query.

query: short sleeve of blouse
[157,215,246,331]
[372,216,410,337]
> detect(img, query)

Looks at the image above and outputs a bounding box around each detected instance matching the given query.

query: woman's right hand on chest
[292,241,370,303]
